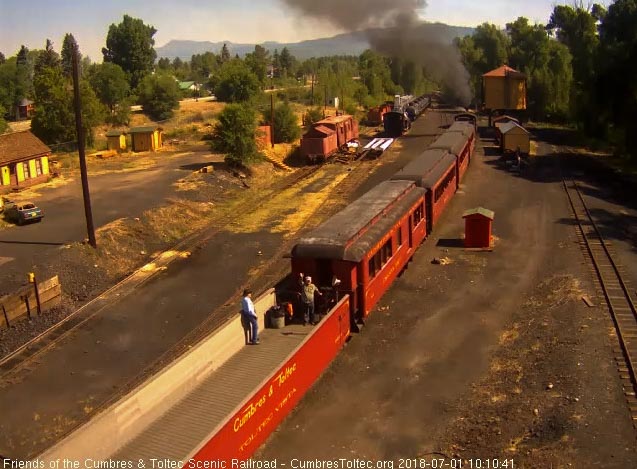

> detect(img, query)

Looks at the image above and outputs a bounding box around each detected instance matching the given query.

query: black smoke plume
[281,0,472,105]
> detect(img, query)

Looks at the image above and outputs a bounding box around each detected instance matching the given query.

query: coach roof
[292,180,425,262]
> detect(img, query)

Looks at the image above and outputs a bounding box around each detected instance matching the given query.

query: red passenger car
[392,150,458,232]
[291,180,427,325]
[300,114,359,162]
[428,130,472,183]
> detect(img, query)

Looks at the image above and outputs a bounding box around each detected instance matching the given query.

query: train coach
[429,124,474,182]
[291,180,427,327]
[300,114,359,163]
[383,93,430,137]
[392,149,458,231]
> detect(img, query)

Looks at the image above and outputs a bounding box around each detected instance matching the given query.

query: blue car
[3,201,44,225]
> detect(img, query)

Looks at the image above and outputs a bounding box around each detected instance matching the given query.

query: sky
[0,0,587,61]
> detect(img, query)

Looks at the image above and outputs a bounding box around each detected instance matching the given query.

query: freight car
[300,114,359,163]
[292,118,474,327]
[367,102,393,126]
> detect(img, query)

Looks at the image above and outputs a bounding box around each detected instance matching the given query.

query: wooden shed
[482,65,527,111]
[106,130,127,151]
[499,122,530,154]
[463,207,494,249]
[129,126,163,152]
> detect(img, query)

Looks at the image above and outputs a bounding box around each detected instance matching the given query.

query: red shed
[463,207,494,249]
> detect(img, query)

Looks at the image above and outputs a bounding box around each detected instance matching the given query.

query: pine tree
[220,43,231,63]
[61,33,79,77]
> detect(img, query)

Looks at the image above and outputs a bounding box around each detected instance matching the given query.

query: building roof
[482,65,526,79]
[0,130,51,165]
[292,180,425,262]
[178,81,196,90]
[105,130,126,137]
[499,122,529,135]
[493,114,520,124]
[316,115,353,125]
[129,126,162,134]
[463,207,495,220]
[18,98,34,106]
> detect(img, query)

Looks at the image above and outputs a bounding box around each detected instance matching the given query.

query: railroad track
[0,165,322,382]
[563,177,637,426]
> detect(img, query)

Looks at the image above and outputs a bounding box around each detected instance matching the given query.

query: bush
[213,103,263,167]
[271,103,301,143]
[304,107,324,125]
[137,73,180,121]
[213,59,261,103]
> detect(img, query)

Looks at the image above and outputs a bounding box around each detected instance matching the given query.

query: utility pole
[324,84,327,118]
[270,93,275,148]
[72,41,96,248]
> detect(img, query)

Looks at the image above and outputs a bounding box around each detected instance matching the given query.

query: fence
[0,275,62,328]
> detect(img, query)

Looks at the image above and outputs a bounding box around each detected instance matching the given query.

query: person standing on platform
[301,276,322,325]
[241,289,259,345]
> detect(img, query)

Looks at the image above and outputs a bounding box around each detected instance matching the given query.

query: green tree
[61,33,78,77]
[137,73,180,120]
[0,105,8,134]
[31,65,105,146]
[0,52,5,65]
[0,58,17,116]
[358,50,397,101]
[87,62,130,114]
[279,47,295,78]
[156,57,172,71]
[597,0,637,158]
[245,45,269,85]
[34,39,61,75]
[190,51,218,83]
[14,45,31,114]
[270,102,301,143]
[213,103,262,167]
[213,59,261,103]
[220,43,231,64]
[102,15,157,88]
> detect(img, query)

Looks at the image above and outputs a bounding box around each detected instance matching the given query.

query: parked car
[3,201,44,225]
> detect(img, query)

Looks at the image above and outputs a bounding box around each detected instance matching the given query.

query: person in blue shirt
[241,289,259,345]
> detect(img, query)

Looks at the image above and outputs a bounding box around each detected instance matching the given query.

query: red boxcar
[367,103,392,126]
[300,115,359,162]
[429,130,472,184]
[291,180,427,325]
[392,150,458,232]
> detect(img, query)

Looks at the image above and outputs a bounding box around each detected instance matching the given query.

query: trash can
[268,305,285,329]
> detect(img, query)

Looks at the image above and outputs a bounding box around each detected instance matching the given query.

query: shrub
[213,103,262,167]
[271,103,301,143]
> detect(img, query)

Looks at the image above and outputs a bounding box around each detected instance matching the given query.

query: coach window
[368,238,393,279]
[413,203,424,227]
[397,226,403,247]
[435,169,455,202]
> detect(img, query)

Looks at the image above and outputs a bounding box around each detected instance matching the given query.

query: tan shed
[129,126,163,152]
[482,65,527,111]
[106,130,127,151]
[499,122,530,154]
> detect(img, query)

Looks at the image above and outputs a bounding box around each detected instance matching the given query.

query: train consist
[291,112,475,328]
[383,93,431,137]
[300,114,359,163]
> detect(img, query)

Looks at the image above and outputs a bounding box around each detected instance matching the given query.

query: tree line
[456,0,637,159]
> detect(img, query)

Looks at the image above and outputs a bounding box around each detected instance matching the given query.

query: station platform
[114,325,310,461]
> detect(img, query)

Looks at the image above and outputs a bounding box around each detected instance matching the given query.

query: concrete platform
[114,325,309,461]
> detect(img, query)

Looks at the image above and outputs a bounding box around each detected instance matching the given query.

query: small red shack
[463,207,495,249]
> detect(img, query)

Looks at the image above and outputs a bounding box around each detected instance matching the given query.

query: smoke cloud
[281,0,472,105]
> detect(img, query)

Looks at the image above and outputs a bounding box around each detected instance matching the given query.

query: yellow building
[499,122,530,154]
[482,65,527,111]
[130,126,163,152]
[0,130,51,191]
[106,130,127,151]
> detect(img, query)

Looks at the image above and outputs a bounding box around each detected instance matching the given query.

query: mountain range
[155,23,474,60]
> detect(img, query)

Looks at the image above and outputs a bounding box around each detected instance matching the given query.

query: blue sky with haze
[0,0,581,60]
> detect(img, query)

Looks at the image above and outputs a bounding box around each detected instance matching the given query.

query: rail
[563,177,637,424]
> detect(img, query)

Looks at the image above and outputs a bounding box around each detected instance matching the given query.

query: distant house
[17,98,35,120]
[178,81,197,92]
[129,126,163,152]
[106,130,127,151]
[0,130,51,191]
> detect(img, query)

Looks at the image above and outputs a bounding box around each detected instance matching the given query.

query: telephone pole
[72,41,96,248]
